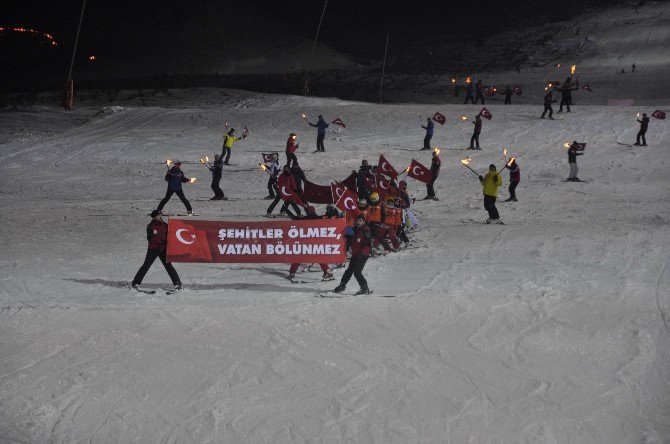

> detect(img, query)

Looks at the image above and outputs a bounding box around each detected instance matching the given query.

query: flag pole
[379,33,389,104]
[66,0,87,90]
[303,0,328,96]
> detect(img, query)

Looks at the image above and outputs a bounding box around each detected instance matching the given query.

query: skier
[504,158,520,202]
[333,214,372,295]
[425,149,441,200]
[356,160,375,199]
[567,141,584,181]
[157,160,193,215]
[266,165,303,216]
[308,114,329,152]
[221,128,242,165]
[264,153,281,199]
[131,210,182,291]
[541,90,555,119]
[285,205,334,282]
[469,115,482,150]
[463,81,475,104]
[479,164,503,223]
[368,191,399,253]
[208,154,226,200]
[557,77,578,113]
[285,133,299,168]
[635,113,649,146]
[474,80,485,104]
[500,85,513,105]
[421,117,434,150]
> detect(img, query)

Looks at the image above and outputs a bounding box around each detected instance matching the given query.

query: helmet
[369,192,380,203]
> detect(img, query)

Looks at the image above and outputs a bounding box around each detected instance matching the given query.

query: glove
[493,175,498,182]
[479,176,484,181]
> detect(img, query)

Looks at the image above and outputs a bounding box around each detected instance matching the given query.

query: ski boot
[287,273,296,281]
[174,283,183,291]
[355,287,371,295]
[333,284,345,293]
[322,271,334,281]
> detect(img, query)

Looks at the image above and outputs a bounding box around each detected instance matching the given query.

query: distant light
[88,55,96,61]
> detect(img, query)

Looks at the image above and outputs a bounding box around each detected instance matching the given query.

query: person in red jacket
[334,214,372,294]
[504,158,520,202]
[285,133,299,168]
[131,210,182,291]
[425,149,441,200]
[285,205,334,281]
[266,165,302,216]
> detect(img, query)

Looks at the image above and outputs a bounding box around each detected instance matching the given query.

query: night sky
[2,0,633,92]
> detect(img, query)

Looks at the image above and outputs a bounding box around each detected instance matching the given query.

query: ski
[316,291,394,298]
[130,286,156,295]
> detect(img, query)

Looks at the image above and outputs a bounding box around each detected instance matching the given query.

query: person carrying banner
[421,117,434,150]
[334,214,372,295]
[266,165,303,216]
[285,133,299,168]
[567,141,584,181]
[479,164,503,224]
[284,205,334,281]
[635,113,649,146]
[425,149,441,200]
[469,115,482,150]
[157,160,193,215]
[208,154,226,200]
[308,115,329,152]
[131,210,182,291]
[221,128,242,165]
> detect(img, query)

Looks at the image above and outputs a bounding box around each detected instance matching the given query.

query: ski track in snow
[0,87,669,441]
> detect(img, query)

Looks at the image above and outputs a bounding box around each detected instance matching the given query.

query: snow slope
[0,89,669,442]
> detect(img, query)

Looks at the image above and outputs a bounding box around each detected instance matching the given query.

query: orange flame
[636,112,640,118]
[466,76,471,84]
[259,163,267,171]
[571,65,576,75]
[189,178,197,184]
[460,158,471,165]
[166,159,173,167]
[451,78,456,84]
[434,147,440,155]
[507,157,516,166]
[556,63,561,68]
[88,55,96,61]
[301,113,306,119]
[460,115,468,121]
[563,142,570,149]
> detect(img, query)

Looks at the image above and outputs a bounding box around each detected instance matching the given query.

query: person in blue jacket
[157,160,193,215]
[421,117,434,150]
[309,114,329,152]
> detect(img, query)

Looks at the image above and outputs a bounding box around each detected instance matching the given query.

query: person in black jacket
[635,113,649,146]
[209,154,226,200]
[558,77,578,113]
[474,80,485,104]
[285,206,334,281]
[291,162,307,193]
[131,210,182,291]
[334,215,372,295]
[567,141,584,181]
[541,91,555,119]
[501,85,513,105]
[157,161,193,215]
[425,150,441,200]
[356,160,374,199]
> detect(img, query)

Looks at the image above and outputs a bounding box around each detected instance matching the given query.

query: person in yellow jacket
[478,164,503,224]
[221,128,242,165]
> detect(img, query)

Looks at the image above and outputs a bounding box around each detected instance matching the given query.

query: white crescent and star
[344,197,356,210]
[176,228,196,245]
[281,186,291,197]
[412,166,423,176]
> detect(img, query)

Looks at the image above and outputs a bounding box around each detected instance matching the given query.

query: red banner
[167,219,346,263]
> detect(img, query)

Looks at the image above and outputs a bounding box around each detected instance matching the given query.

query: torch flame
[507,157,516,166]
[460,115,468,121]
[503,147,507,157]
[636,112,640,118]
[466,76,471,84]
[301,113,306,119]
[563,142,570,149]
[434,147,440,155]
[406,167,410,173]
[205,156,209,163]
[556,63,561,68]
[460,158,471,165]
[166,159,173,167]
[259,163,267,171]
[189,178,196,184]
[451,78,456,83]
[571,65,576,75]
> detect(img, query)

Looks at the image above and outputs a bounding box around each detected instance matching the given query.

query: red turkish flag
[330,182,347,203]
[334,186,359,213]
[375,174,398,198]
[332,117,346,127]
[582,84,593,92]
[377,155,398,179]
[652,110,666,120]
[574,143,586,151]
[513,85,522,96]
[432,112,446,125]
[167,219,213,262]
[479,107,492,120]
[484,86,497,97]
[262,152,278,163]
[242,126,249,138]
[277,174,305,206]
[406,159,432,184]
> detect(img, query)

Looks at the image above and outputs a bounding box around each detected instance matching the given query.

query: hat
[174,160,182,165]
[150,210,162,218]
[318,114,323,118]
[489,164,496,168]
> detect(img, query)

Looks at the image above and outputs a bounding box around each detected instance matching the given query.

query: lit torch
[507,157,516,167]
[563,142,571,149]
[189,177,197,184]
[166,159,173,169]
[571,65,576,75]
[556,63,561,68]
[636,112,640,118]
[451,78,456,84]
[301,113,306,119]
[434,147,440,156]
[460,157,479,177]
[258,163,270,175]
[466,76,471,84]
[460,115,468,121]
[503,147,507,158]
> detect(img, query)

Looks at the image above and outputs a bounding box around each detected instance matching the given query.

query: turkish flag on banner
[242,126,249,138]
[513,85,522,96]
[334,186,359,214]
[167,219,213,262]
[262,152,278,163]
[484,87,497,97]
[167,219,346,264]
[332,117,346,127]
[652,110,666,120]
[406,159,432,183]
[582,84,593,92]
[479,107,492,120]
[378,155,398,179]
[277,174,305,206]
[302,179,333,204]
[432,112,446,125]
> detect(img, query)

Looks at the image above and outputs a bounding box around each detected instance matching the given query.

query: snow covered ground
[1,88,669,442]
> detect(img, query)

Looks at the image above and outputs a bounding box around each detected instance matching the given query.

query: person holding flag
[309,114,329,152]
[425,149,441,200]
[469,115,483,150]
[266,165,303,216]
[356,160,375,200]
[221,128,243,165]
[157,160,193,215]
[333,214,372,295]
[421,117,434,150]
[131,210,182,292]
[479,164,503,224]
[635,113,649,146]
[567,141,584,182]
